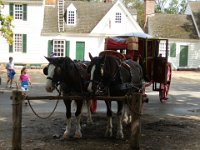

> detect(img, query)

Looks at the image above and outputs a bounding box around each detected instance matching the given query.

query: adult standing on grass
[6,56,15,88]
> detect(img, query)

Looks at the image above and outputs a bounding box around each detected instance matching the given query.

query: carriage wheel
[90,99,97,113]
[159,63,172,103]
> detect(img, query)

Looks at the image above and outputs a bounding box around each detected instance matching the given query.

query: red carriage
[101,33,172,103]
[90,33,172,112]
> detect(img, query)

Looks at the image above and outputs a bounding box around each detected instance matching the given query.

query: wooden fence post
[129,93,142,150]
[12,90,23,150]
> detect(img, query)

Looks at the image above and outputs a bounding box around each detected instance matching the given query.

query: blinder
[43,64,62,85]
[43,66,48,75]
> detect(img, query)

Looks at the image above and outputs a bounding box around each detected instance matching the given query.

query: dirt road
[0,69,200,150]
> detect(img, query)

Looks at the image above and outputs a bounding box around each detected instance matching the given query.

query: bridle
[89,56,122,94]
[45,64,62,95]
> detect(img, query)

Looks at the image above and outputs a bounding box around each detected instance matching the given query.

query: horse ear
[44,56,51,62]
[89,52,93,60]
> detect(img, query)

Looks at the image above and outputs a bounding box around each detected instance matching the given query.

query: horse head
[87,53,121,95]
[43,57,65,92]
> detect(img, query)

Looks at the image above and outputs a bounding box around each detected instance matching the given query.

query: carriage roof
[104,32,168,56]
[111,32,153,39]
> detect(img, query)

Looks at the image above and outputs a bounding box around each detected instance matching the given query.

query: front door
[179,45,188,67]
[76,42,85,61]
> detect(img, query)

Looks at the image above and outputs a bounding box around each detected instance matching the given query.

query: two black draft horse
[43,56,92,139]
[87,53,143,139]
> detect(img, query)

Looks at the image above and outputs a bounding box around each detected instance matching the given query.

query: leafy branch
[0,0,13,45]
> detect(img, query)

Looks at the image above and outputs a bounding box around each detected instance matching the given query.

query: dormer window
[65,3,77,25]
[115,12,121,23]
[67,10,75,24]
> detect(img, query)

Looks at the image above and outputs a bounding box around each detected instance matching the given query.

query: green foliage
[122,0,187,28]
[155,0,187,14]
[122,0,144,28]
[0,0,13,45]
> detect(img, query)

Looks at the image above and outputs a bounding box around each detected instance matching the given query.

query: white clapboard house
[145,0,200,70]
[0,0,144,66]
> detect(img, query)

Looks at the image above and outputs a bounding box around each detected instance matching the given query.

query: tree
[0,0,13,45]
[122,0,187,28]
[122,0,144,28]
[155,0,187,14]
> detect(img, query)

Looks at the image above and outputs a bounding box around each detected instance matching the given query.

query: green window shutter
[9,45,13,53]
[48,40,53,57]
[170,43,176,57]
[23,4,27,21]
[65,41,70,57]
[23,34,27,53]
[9,3,14,16]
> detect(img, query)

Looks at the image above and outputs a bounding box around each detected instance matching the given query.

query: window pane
[53,40,65,57]
[14,5,23,20]
[68,11,75,24]
[115,12,121,23]
[14,34,23,52]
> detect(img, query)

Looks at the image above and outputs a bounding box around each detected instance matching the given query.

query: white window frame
[14,4,23,20]
[14,34,23,52]
[53,40,65,57]
[66,3,77,25]
[115,12,121,23]
[159,40,169,57]
[67,10,75,25]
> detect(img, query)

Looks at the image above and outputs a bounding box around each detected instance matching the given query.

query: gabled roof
[188,1,200,35]
[148,13,199,39]
[41,1,113,34]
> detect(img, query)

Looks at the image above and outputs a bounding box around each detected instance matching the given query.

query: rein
[46,76,62,95]
[47,76,54,81]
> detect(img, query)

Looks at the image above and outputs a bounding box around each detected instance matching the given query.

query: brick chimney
[45,0,56,5]
[104,0,112,3]
[144,0,155,28]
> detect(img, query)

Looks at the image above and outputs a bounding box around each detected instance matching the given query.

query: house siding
[0,3,44,64]
[168,39,200,69]
[0,1,144,65]
[42,35,106,62]
[92,3,143,35]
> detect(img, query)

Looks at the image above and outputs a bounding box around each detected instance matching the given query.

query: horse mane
[103,56,121,79]
[60,57,89,92]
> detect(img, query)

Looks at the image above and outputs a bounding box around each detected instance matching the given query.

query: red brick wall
[104,0,112,3]
[45,0,56,5]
